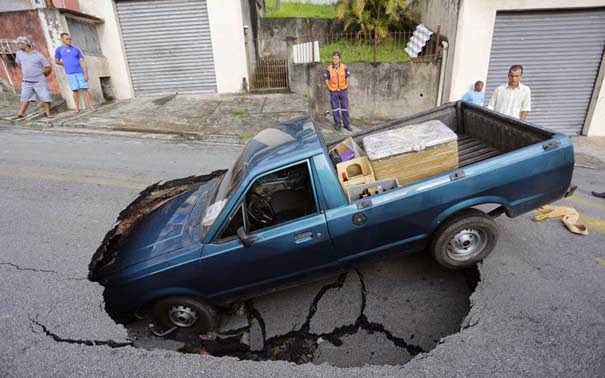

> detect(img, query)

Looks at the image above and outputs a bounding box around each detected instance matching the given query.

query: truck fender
[429,196,511,235]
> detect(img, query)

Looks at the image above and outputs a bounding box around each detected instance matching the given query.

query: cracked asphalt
[1,126,604,377]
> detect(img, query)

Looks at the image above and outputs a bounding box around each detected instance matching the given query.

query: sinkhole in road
[126,255,480,367]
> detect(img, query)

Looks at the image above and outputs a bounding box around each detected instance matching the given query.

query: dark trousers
[330,89,350,128]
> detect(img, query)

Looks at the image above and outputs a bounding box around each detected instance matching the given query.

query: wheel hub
[446,228,487,262]
[168,305,198,328]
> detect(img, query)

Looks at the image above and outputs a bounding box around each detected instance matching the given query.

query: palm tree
[336,0,415,60]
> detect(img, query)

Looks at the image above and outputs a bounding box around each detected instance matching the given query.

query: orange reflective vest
[326,64,349,91]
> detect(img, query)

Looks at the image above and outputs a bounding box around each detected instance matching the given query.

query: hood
[88,170,226,281]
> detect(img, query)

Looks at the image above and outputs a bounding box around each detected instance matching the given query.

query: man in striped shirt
[14,36,53,119]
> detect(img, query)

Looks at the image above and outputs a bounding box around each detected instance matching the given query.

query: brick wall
[50,0,80,12]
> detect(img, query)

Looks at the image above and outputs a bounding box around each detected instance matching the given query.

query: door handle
[294,231,314,243]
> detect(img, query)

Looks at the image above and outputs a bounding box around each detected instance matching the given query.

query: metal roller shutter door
[485,9,605,135]
[116,0,217,96]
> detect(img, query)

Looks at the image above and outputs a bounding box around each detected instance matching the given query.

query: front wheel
[150,296,217,335]
[429,209,498,269]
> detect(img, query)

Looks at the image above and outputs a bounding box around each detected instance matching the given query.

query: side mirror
[237,226,257,248]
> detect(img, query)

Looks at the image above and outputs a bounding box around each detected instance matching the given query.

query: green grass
[264,0,337,18]
[239,132,255,141]
[231,108,245,116]
[320,39,411,63]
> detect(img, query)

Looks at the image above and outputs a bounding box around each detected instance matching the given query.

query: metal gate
[485,9,605,135]
[249,59,289,92]
[116,0,217,96]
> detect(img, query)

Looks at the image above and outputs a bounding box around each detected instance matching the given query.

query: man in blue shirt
[462,80,485,106]
[54,33,95,112]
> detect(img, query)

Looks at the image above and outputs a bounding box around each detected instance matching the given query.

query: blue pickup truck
[89,101,575,335]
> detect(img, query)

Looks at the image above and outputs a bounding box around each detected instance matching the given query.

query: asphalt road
[1,126,604,378]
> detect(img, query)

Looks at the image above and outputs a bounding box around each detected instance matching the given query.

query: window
[66,18,102,56]
[218,162,317,240]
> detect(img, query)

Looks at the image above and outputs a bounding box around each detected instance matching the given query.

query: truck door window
[218,204,244,240]
[218,162,317,240]
[245,162,317,232]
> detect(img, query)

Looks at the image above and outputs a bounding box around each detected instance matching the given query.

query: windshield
[200,151,247,238]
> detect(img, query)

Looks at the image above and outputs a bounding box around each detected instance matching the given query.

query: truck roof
[242,116,325,174]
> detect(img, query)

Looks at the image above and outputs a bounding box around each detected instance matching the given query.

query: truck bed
[328,101,554,172]
[457,135,502,167]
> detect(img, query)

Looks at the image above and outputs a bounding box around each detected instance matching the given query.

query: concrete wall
[585,56,605,137]
[258,17,342,58]
[0,0,36,11]
[291,62,439,122]
[39,9,110,109]
[0,10,61,95]
[77,0,133,99]
[448,0,605,136]
[240,0,259,74]
[416,0,459,105]
[207,0,249,93]
[417,0,458,44]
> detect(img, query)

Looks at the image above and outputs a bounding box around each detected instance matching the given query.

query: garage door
[485,9,605,135]
[116,0,217,96]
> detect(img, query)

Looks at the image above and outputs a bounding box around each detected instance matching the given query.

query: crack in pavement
[158,265,480,365]
[1,262,58,274]
[202,270,425,363]
[245,301,267,342]
[316,270,426,357]
[30,315,132,348]
[1,262,88,281]
[299,273,348,334]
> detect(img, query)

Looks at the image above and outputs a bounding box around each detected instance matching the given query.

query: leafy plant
[336,0,416,38]
[335,0,416,61]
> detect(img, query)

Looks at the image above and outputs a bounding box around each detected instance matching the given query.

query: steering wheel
[246,192,275,226]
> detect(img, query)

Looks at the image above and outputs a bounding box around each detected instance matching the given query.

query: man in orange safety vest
[323,51,351,131]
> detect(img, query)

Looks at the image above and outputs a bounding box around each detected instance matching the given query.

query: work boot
[333,124,341,131]
[344,124,352,131]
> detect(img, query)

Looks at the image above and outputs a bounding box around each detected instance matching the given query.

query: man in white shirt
[488,65,531,121]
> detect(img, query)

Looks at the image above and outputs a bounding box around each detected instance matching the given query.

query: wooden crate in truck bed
[362,120,459,186]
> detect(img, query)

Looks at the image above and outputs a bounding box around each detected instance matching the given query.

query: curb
[0,119,249,146]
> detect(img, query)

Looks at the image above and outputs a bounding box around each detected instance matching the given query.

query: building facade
[0,0,250,109]
[420,0,605,136]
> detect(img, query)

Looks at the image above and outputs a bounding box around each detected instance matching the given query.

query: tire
[151,296,217,334]
[429,209,498,269]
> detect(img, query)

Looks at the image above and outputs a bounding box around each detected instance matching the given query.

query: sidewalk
[0,91,342,144]
[0,90,603,168]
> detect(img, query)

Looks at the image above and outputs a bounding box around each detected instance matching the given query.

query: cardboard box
[347,178,399,202]
[336,156,375,192]
[362,121,458,186]
[329,136,364,162]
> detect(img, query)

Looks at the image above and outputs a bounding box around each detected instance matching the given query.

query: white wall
[39,9,111,109]
[448,0,605,136]
[585,59,605,136]
[207,0,249,93]
[77,0,134,99]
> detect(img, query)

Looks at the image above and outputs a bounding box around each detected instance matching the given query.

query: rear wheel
[429,209,498,269]
[151,296,217,334]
